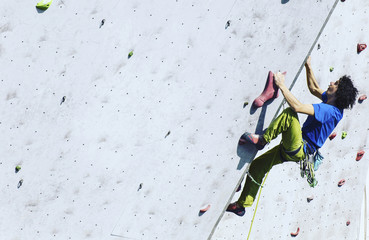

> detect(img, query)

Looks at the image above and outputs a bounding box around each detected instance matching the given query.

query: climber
[227,56,358,216]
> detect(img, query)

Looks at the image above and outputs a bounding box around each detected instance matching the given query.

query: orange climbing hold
[199,204,211,213]
[338,179,346,187]
[290,227,300,237]
[357,43,367,53]
[358,94,367,103]
[356,150,365,161]
[329,132,337,140]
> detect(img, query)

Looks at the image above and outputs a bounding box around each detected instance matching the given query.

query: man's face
[327,80,339,96]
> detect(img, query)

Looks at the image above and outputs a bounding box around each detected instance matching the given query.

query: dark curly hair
[335,75,358,109]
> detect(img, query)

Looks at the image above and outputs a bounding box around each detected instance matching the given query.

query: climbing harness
[279,139,320,188]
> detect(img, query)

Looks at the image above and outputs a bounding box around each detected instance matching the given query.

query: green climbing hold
[128,51,134,59]
[15,165,21,173]
[342,131,347,139]
[243,101,249,108]
[329,67,334,72]
[36,0,53,11]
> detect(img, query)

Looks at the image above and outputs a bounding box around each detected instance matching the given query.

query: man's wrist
[277,82,286,89]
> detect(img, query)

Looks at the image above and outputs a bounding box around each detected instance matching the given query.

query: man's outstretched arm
[274,72,314,116]
[305,56,324,100]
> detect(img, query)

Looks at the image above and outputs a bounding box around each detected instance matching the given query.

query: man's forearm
[279,84,302,111]
[305,64,321,96]
[274,71,315,115]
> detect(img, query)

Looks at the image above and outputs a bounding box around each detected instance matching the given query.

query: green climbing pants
[237,107,306,208]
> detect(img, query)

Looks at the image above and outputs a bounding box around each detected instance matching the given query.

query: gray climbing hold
[100,19,105,28]
[60,96,66,105]
[225,20,231,29]
[17,179,23,188]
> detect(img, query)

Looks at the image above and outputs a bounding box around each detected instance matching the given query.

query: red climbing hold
[199,204,211,213]
[358,94,367,103]
[329,132,337,140]
[346,220,351,226]
[338,179,346,187]
[252,71,281,108]
[357,43,367,53]
[291,227,300,237]
[356,150,365,161]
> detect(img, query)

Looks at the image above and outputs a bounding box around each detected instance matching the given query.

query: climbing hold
[15,165,21,173]
[358,94,367,103]
[341,0,346,2]
[138,183,143,191]
[329,67,334,72]
[165,131,171,138]
[252,71,282,108]
[290,227,300,237]
[329,132,337,140]
[36,0,53,11]
[17,179,23,188]
[199,204,211,213]
[100,19,105,28]
[307,196,314,202]
[346,220,350,226]
[225,20,231,29]
[341,131,347,139]
[317,44,321,50]
[356,150,365,161]
[338,179,346,187]
[243,101,249,108]
[128,51,134,59]
[357,43,367,53]
[60,96,66,105]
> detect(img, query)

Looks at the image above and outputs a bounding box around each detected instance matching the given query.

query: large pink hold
[252,71,280,108]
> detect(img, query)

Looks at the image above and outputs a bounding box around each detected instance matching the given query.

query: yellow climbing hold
[341,131,347,139]
[36,0,53,10]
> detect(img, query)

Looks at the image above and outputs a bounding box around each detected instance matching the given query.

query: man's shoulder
[314,102,343,120]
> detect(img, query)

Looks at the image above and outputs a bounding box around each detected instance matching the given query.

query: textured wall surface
[214,0,369,239]
[0,0,368,239]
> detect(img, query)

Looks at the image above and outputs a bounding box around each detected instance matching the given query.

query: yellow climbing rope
[246,144,282,240]
[246,170,270,240]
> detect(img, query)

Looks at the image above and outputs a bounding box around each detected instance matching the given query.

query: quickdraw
[300,156,318,187]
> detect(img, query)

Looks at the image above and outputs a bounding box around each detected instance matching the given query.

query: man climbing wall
[227,56,358,216]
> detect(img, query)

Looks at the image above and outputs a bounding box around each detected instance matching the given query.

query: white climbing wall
[0,0,368,240]
[213,0,369,239]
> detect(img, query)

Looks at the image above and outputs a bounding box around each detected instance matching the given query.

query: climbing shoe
[226,202,245,216]
[239,132,266,150]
